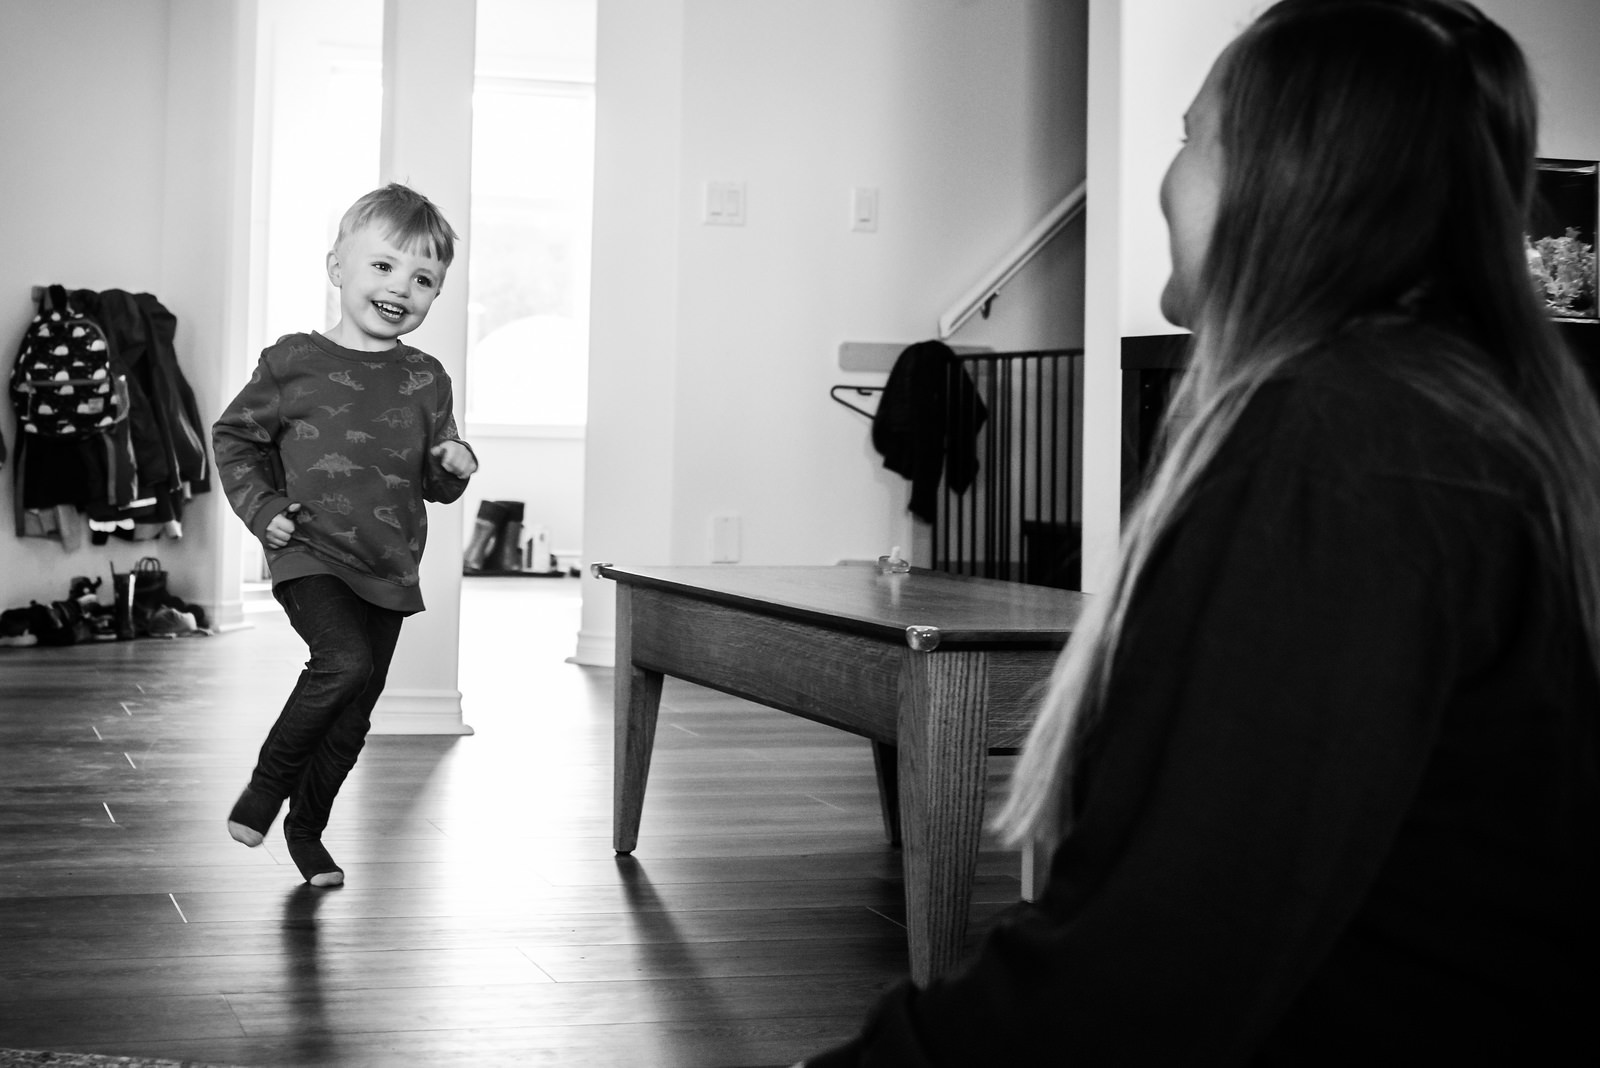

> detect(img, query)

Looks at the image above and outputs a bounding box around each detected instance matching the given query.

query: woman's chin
[1159,282,1194,330]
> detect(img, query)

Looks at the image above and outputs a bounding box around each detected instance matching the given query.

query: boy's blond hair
[334,183,459,267]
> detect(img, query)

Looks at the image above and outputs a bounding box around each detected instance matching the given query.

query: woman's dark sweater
[810,326,1599,1066]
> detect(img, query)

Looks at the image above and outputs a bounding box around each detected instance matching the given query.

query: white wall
[671,0,1087,565]
[577,0,1089,662]
[574,0,685,664]
[1481,0,1600,161]
[0,0,248,619]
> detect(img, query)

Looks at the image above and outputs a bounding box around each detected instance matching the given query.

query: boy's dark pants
[249,574,404,841]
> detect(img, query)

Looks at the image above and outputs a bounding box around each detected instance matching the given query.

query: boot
[112,569,137,640]
[463,500,509,574]
[495,501,525,573]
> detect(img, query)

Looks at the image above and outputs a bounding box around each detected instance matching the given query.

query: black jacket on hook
[75,289,211,522]
[871,340,988,522]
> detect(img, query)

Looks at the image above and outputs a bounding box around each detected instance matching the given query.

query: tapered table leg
[613,584,664,854]
[898,648,990,984]
[871,740,902,847]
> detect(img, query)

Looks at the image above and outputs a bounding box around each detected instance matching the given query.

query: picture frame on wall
[1529,158,1598,323]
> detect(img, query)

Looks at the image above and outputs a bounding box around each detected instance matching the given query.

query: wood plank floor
[0,577,1022,1067]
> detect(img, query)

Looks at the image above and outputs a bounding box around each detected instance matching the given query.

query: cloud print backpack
[9,284,126,439]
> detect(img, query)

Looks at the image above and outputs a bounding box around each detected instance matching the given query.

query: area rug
[0,1052,243,1068]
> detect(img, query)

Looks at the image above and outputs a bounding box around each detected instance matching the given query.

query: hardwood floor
[0,577,1022,1067]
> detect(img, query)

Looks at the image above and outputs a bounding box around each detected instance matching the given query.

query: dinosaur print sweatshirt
[213,331,473,614]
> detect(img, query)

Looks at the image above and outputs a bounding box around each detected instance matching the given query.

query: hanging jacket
[75,290,211,522]
[871,340,988,522]
[12,288,210,539]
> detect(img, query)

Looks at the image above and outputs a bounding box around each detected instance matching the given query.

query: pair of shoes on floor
[146,605,199,638]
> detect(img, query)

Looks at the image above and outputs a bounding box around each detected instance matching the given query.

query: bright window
[465,78,595,429]
[256,0,383,349]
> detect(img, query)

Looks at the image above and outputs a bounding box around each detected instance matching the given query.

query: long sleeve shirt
[810,323,1599,1066]
[212,331,472,614]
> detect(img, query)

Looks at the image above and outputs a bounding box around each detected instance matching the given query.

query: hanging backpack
[9,285,126,439]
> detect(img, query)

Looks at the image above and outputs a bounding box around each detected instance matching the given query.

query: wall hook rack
[830,384,883,419]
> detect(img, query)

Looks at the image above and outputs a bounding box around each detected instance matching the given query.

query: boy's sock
[286,837,345,887]
[227,786,281,847]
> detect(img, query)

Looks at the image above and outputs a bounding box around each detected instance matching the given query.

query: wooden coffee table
[595,563,1084,982]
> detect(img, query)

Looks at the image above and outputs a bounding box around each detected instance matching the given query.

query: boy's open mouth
[373,301,406,323]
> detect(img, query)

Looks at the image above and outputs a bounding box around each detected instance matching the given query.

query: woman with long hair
[803,1,1600,1063]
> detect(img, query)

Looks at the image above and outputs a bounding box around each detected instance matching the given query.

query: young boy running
[213,183,477,886]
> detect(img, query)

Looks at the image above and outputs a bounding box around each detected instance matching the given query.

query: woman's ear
[325,249,342,287]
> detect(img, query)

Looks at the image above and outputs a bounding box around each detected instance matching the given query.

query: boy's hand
[263,503,301,550]
[432,440,478,478]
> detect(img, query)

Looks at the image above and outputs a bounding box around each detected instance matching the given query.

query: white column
[161,0,258,633]
[1080,0,1124,594]
[1083,0,1252,594]
[204,0,254,636]
[371,0,476,733]
[572,0,685,666]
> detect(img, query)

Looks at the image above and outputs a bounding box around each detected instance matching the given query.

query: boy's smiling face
[324,224,448,351]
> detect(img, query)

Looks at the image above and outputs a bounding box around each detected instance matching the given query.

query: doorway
[239,0,596,591]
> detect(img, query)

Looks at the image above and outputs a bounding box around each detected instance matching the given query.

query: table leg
[613,585,664,855]
[871,741,902,848]
[897,649,990,984]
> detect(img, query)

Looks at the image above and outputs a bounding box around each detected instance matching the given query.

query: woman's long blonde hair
[995,0,1600,848]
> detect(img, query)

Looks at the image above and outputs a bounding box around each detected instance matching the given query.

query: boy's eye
[373,262,391,272]
[415,276,435,289]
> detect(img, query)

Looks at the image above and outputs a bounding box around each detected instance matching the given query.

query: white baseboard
[370,687,475,735]
[204,599,248,632]
[569,627,616,668]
